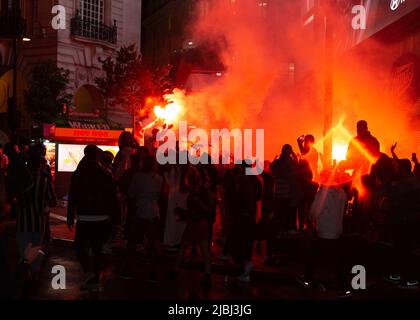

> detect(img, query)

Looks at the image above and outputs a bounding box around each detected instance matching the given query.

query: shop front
[43,124,122,198]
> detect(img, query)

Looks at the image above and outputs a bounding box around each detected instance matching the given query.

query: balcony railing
[0,11,27,38]
[70,10,117,45]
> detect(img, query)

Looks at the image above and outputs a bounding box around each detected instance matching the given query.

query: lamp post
[5,1,30,138]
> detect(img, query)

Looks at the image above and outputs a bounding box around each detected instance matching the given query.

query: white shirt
[310,186,348,239]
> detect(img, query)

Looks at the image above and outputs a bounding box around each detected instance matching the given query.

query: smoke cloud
[177,0,417,161]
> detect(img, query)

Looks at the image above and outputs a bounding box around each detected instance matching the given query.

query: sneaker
[384,274,401,284]
[296,276,312,288]
[200,274,212,289]
[337,289,353,298]
[80,273,98,291]
[236,274,250,283]
[398,280,419,290]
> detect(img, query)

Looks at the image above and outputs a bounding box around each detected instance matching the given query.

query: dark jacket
[232,174,262,220]
[67,160,120,223]
[390,174,420,223]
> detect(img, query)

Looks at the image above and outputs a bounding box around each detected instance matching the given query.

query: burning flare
[153,89,185,124]
[332,143,348,162]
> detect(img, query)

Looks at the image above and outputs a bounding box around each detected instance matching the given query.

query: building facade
[0,0,142,134]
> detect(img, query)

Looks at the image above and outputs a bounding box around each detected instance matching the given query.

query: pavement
[24,205,420,300]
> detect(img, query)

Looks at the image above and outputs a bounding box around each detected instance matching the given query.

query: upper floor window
[71,0,116,44]
[80,0,105,24]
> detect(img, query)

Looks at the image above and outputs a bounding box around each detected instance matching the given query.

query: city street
[26,209,420,300]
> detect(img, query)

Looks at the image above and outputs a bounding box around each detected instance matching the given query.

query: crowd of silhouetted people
[1,119,420,299]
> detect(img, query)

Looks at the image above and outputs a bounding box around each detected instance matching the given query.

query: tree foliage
[95,44,173,120]
[24,60,72,123]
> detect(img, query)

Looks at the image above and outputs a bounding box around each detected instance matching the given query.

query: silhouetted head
[130,153,142,169]
[397,159,412,179]
[84,145,99,162]
[101,150,114,167]
[357,120,368,136]
[32,143,47,157]
[27,154,43,173]
[142,154,156,172]
[118,131,133,149]
[281,144,293,158]
[304,134,315,144]
[371,153,396,183]
[137,146,149,156]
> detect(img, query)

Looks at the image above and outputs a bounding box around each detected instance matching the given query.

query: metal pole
[8,1,19,136]
[322,1,333,168]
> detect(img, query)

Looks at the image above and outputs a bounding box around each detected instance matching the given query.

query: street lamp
[3,2,29,138]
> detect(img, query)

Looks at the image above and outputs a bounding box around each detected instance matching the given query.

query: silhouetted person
[67,145,120,291]
[385,159,420,289]
[270,144,301,232]
[123,155,163,281]
[198,153,220,253]
[220,163,242,258]
[297,170,352,297]
[230,162,262,282]
[412,153,420,181]
[118,153,142,242]
[16,154,56,285]
[0,144,8,222]
[346,120,380,176]
[100,150,115,175]
[114,132,136,238]
[297,135,319,231]
[114,131,136,181]
[297,134,319,179]
[258,160,275,264]
[170,166,215,288]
